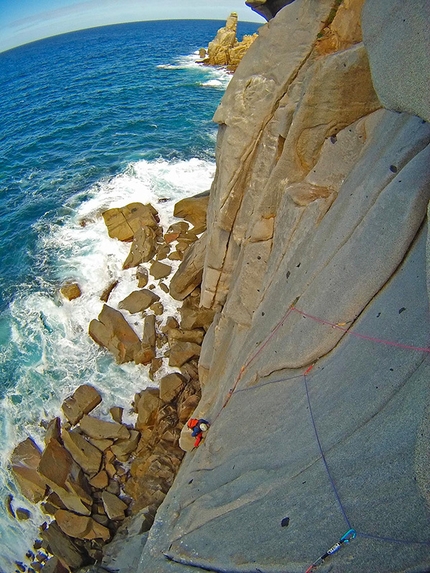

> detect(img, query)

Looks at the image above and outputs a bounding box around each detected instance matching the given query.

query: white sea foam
[157,52,232,90]
[0,157,215,571]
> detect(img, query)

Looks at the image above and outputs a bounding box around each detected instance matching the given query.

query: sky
[0,0,264,53]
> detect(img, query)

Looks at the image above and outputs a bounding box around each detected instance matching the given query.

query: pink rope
[291,306,430,353]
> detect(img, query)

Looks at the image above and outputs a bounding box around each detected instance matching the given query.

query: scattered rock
[150,260,172,280]
[62,385,102,426]
[89,470,109,490]
[41,521,88,570]
[169,233,207,300]
[111,430,140,462]
[55,509,111,541]
[118,289,160,314]
[177,394,201,423]
[109,406,123,424]
[100,280,118,303]
[142,314,156,348]
[15,507,32,520]
[60,282,82,301]
[150,301,164,315]
[136,389,162,429]
[136,266,149,288]
[44,417,62,445]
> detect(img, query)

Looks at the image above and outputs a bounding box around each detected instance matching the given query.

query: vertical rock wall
[134,1,430,571]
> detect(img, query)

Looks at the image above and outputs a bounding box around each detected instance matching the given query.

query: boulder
[173,191,209,231]
[167,328,205,346]
[62,384,102,426]
[100,279,118,303]
[88,470,109,489]
[61,429,102,476]
[168,341,201,368]
[88,437,114,451]
[142,314,156,348]
[134,345,156,365]
[79,415,130,441]
[159,373,187,403]
[101,491,128,520]
[179,304,216,331]
[60,282,81,301]
[123,225,157,269]
[41,521,88,570]
[177,394,201,424]
[149,260,172,280]
[11,438,47,503]
[109,406,123,424]
[118,290,160,314]
[38,439,92,516]
[136,389,162,429]
[89,304,141,364]
[169,233,207,300]
[15,507,31,520]
[136,266,149,288]
[55,509,110,542]
[102,202,159,242]
[111,430,140,461]
[44,417,62,445]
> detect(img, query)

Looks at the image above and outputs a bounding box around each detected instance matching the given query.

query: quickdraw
[305,529,356,572]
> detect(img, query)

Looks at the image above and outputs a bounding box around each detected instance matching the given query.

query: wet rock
[15,507,31,520]
[109,406,123,424]
[60,282,81,301]
[118,289,160,314]
[133,345,156,365]
[142,314,156,348]
[149,260,172,280]
[44,417,62,445]
[101,491,128,521]
[11,438,47,503]
[136,266,149,288]
[6,493,15,518]
[61,385,102,426]
[102,202,159,242]
[150,301,164,315]
[159,373,187,403]
[100,280,118,303]
[89,305,141,363]
[79,415,130,441]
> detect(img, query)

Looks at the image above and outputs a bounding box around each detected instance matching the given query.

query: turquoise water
[0,20,259,570]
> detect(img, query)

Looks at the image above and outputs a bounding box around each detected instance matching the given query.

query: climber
[187,418,210,448]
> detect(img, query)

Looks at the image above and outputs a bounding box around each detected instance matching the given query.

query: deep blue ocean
[0,19,259,570]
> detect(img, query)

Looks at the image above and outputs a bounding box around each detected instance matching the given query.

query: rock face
[204,13,258,70]
[133,1,430,572]
[246,0,296,20]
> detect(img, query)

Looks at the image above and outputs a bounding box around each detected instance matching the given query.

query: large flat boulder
[79,415,130,441]
[173,191,209,232]
[62,384,102,426]
[118,290,160,314]
[102,202,159,242]
[11,438,47,503]
[89,304,141,363]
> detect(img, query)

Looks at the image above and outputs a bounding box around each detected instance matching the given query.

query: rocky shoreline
[9,192,213,572]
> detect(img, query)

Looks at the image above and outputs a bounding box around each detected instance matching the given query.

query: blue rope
[304,373,353,531]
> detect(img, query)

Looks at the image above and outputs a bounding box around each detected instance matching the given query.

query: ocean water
[0,19,259,570]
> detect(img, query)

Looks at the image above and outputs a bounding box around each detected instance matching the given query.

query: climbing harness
[305,529,356,572]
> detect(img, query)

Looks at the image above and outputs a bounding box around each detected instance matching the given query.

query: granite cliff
[98,0,430,571]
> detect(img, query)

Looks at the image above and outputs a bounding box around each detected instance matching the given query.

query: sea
[0,19,259,571]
